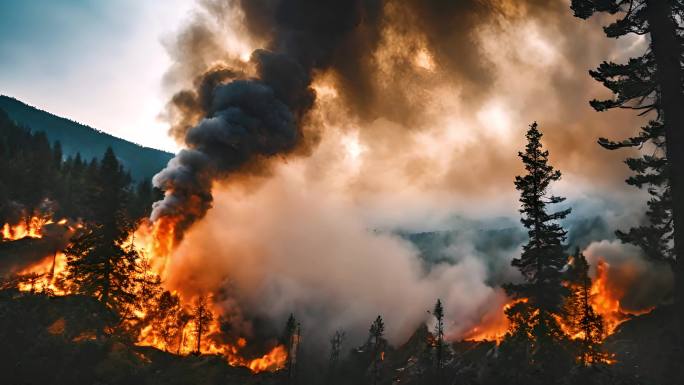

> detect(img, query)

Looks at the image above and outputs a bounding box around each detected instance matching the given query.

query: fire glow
[3,216,287,374]
[130,218,288,373]
[465,257,654,361]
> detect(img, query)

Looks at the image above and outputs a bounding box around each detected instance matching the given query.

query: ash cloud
[150,0,666,350]
[154,0,383,235]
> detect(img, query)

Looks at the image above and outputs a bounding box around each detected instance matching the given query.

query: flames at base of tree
[2,216,287,374]
[465,257,655,365]
[0,215,659,371]
[463,298,529,344]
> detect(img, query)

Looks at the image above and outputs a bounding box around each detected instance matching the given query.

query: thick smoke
[153,0,383,235]
[165,168,510,345]
[151,0,670,350]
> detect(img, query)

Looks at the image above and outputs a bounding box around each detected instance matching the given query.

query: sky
[0,0,195,152]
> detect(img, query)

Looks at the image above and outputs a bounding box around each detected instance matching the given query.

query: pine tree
[328,330,345,383]
[369,315,385,385]
[570,0,684,363]
[564,248,605,366]
[140,290,187,352]
[192,294,213,355]
[65,147,139,318]
[282,313,299,378]
[503,122,571,369]
[430,299,445,374]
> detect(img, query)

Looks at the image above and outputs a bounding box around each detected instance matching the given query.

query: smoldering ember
[0,1,683,384]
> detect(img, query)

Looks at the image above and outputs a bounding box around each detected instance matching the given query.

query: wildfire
[135,292,287,373]
[1,216,65,240]
[16,251,67,295]
[127,218,287,373]
[247,345,288,373]
[589,259,653,335]
[2,215,287,374]
[463,298,528,344]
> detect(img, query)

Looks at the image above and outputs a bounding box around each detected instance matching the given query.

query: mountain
[0,95,173,181]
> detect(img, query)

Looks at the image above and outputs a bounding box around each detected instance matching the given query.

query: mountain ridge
[0,95,173,181]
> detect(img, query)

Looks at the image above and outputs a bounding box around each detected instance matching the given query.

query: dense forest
[0,95,173,182]
[1,0,683,385]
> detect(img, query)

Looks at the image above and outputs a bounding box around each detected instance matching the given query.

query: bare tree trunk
[645,0,684,372]
[196,316,202,355]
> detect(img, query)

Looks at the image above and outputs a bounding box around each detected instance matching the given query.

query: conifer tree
[565,248,605,366]
[145,290,185,352]
[328,329,345,382]
[430,299,445,373]
[65,147,139,317]
[192,294,213,355]
[570,0,684,360]
[281,313,301,378]
[504,122,571,369]
[369,315,385,385]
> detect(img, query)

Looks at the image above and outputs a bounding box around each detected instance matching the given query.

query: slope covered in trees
[0,107,160,225]
[0,95,173,181]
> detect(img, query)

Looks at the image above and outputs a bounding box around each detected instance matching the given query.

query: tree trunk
[645,0,684,370]
[196,317,202,355]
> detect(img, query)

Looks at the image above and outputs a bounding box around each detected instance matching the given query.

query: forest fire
[465,256,654,363]
[589,259,653,335]
[1,216,66,241]
[15,251,67,295]
[464,298,529,344]
[1,214,287,374]
[128,219,288,373]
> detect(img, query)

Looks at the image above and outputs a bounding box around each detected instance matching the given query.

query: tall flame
[128,219,288,373]
[589,259,653,335]
[1,216,63,241]
[5,216,287,373]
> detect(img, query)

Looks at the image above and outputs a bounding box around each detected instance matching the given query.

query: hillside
[0,95,173,181]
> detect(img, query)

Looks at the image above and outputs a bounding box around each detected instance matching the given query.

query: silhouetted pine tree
[369,315,385,385]
[570,0,684,366]
[430,299,445,375]
[503,122,571,374]
[192,294,213,355]
[282,313,300,379]
[328,330,345,383]
[64,148,139,317]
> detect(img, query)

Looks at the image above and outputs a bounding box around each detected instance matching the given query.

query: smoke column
[152,0,383,236]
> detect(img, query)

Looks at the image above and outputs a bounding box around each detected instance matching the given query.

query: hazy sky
[0,0,195,152]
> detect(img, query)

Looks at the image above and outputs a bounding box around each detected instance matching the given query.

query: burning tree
[564,248,606,365]
[64,148,140,318]
[503,122,572,372]
[142,290,188,352]
[191,294,214,355]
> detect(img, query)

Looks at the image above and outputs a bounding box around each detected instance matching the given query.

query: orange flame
[7,215,286,373]
[127,218,287,373]
[590,259,652,335]
[463,298,528,344]
[2,216,54,240]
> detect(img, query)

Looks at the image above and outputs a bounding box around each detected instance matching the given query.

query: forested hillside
[0,95,173,181]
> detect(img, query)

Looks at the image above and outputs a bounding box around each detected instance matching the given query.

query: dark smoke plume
[153,0,383,235]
